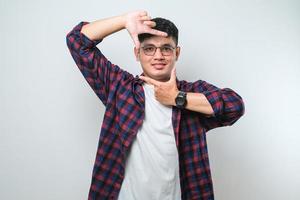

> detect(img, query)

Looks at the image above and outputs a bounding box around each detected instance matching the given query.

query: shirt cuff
[75,21,103,48]
[202,89,224,117]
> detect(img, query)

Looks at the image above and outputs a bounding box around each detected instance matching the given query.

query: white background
[1,0,299,199]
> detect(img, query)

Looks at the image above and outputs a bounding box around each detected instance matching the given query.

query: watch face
[175,91,187,108]
[176,97,185,106]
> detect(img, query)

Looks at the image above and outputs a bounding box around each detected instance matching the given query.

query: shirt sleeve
[66,21,126,106]
[185,80,245,131]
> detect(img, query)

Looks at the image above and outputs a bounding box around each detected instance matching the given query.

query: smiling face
[134,36,180,82]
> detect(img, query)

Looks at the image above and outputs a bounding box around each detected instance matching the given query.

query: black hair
[138,17,179,45]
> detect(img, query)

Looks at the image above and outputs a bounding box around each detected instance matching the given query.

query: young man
[66,11,244,200]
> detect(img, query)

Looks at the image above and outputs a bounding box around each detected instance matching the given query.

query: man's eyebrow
[143,43,174,47]
[142,43,155,46]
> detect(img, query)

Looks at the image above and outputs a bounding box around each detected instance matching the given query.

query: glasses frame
[140,45,177,56]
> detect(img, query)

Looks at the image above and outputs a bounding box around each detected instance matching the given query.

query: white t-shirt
[118,83,181,200]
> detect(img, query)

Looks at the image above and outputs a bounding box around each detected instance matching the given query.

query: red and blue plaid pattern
[66,22,245,200]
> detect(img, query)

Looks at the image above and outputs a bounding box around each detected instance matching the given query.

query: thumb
[169,67,177,82]
[132,34,140,49]
[139,75,160,86]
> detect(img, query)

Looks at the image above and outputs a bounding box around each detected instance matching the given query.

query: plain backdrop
[1,0,299,199]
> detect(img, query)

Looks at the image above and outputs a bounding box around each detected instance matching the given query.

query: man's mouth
[151,63,167,70]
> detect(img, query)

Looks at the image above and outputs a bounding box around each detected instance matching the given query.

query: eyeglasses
[140,45,176,56]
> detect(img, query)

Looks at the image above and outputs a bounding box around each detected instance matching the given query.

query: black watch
[175,91,187,109]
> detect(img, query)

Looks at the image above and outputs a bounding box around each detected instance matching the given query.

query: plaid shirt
[66,22,245,200]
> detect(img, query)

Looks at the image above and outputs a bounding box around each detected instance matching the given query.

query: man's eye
[162,47,172,52]
[144,47,155,52]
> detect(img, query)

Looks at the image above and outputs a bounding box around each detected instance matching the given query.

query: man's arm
[140,68,245,125]
[80,11,167,47]
[66,11,167,104]
[140,68,215,115]
[185,92,214,115]
[80,15,125,41]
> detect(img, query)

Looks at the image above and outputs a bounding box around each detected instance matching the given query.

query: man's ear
[175,46,181,61]
[134,47,140,61]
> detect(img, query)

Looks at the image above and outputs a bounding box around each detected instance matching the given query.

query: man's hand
[124,11,168,48]
[139,68,179,106]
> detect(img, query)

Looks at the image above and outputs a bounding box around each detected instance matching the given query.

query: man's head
[138,18,178,46]
[134,17,180,82]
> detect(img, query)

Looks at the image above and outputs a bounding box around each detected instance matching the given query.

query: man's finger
[139,11,148,17]
[143,21,156,27]
[140,15,151,21]
[132,35,140,49]
[147,28,168,37]
[139,76,160,86]
[169,67,177,82]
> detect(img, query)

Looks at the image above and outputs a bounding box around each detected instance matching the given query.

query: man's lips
[151,63,167,69]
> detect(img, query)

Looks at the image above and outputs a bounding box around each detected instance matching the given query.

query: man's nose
[153,48,164,59]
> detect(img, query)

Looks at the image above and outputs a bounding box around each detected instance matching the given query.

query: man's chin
[148,73,170,82]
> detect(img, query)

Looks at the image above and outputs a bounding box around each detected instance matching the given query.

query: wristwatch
[175,91,187,109]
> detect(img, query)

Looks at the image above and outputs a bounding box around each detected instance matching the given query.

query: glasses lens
[143,46,156,56]
[161,46,174,56]
[142,45,175,56]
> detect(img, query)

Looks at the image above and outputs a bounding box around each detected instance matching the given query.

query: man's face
[134,36,180,82]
